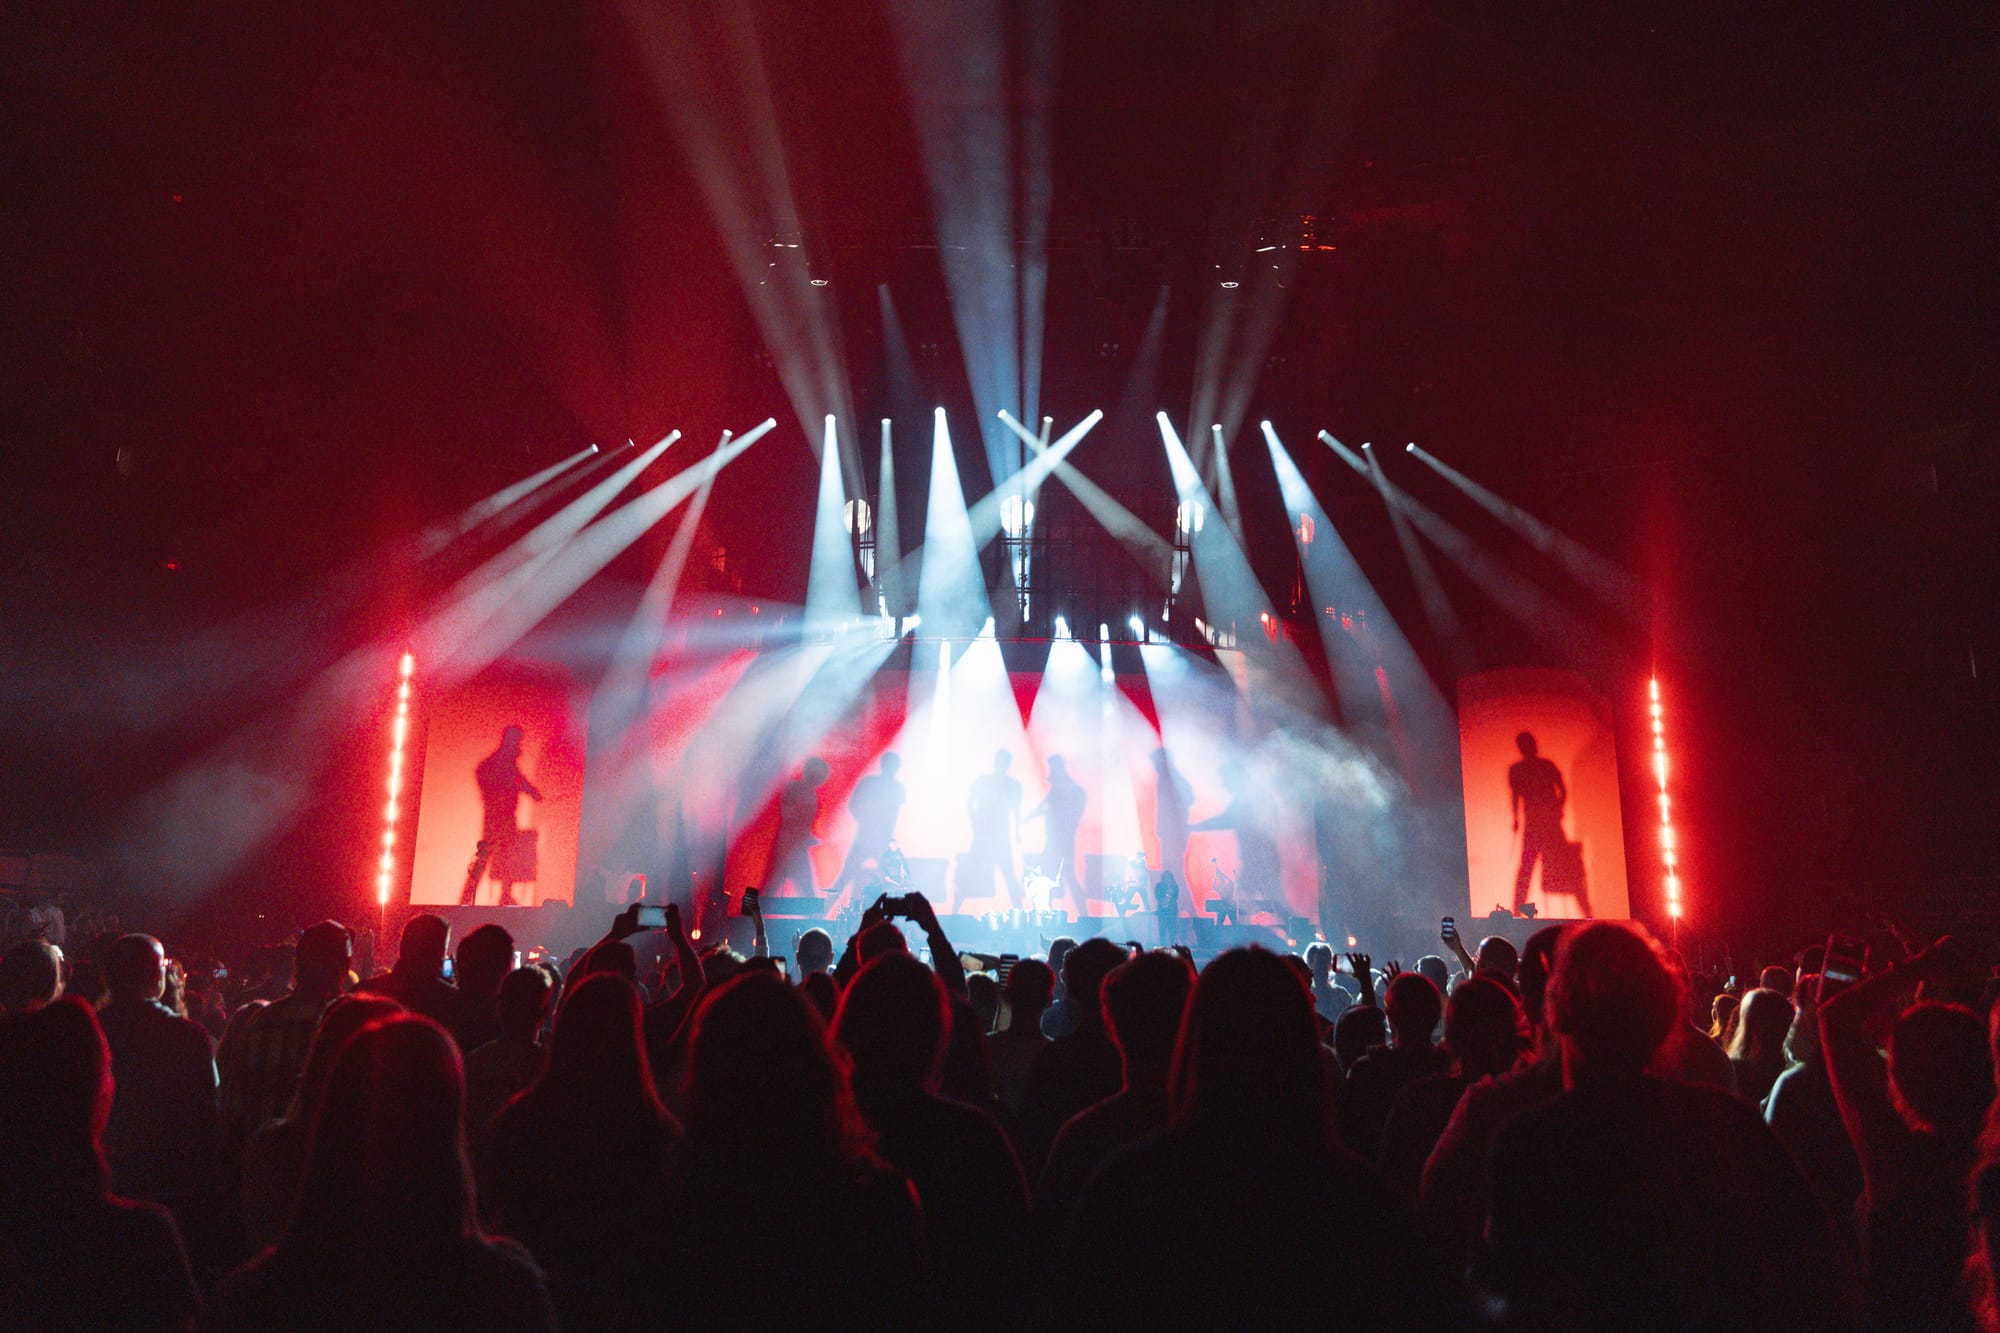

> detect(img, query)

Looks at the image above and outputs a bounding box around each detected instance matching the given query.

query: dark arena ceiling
[3,1,1998,927]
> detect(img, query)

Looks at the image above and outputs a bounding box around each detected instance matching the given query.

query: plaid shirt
[220,987,334,1140]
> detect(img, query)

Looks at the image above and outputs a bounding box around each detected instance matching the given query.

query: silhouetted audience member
[1483,921,1849,1330]
[463,964,553,1132]
[355,913,459,1028]
[1039,935,1080,1037]
[479,972,678,1326]
[1036,949,1195,1240]
[800,968,838,1022]
[1340,970,1449,1159]
[1651,950,1738,1093]
[208,1014,553,1330]
[796,926,835,976]
[989,958,1054,1119]
[1822,937,1992,1333]
[96,934,222,1253]
[1766,974,1863,1242]
[1759,963,1796,1000]
[1021,938,1127,1163]
[1420,924,1569,1258]
[0,937,64,1012]
[239,993,401,1250]
[1379,975,1527,1197]
[967,969,1001,1032]
[1305,942,1351,1021]
[663,973,924,1327]
[1728,985,1796,1105]
[0,998,200,1331]
[220,920,350,1141]
[1332,1000,1388,1074]
[1051,947,1435,1325]
[1710,991,1740,1043]
[836,952,1029,1316]
[449,923,515,1053]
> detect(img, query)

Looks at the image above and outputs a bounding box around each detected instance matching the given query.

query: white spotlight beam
[806,414,861,629]
[431,423,774,681]
[1264,423,1457,751]
[876,418,904,618]
[1321,432,1475,682]
[915,408,993,639]
[998,410,1174,582]
[1406,444,1640,611]
[418,443,601,559]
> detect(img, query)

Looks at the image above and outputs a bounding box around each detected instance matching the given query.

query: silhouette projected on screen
[460,726,543,906]
[835,754,906,893]
[1192,759,1280,914]
[963,750,1023,907]
[1026,755,1087,911]
[1509,732,1589,917]
[766,757,831,896]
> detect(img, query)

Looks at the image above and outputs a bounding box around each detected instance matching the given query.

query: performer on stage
[766,757,831,896]
[835,753,906,892]
[963,749,1023,907]
[460,726,542,906]
[1026,754,1086,912]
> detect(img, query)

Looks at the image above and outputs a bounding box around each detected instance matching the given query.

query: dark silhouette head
[879,753,901,777]
[1516,923,1569,1031]
[803,756,831,786]
[495,966,554,1042]
[796,928,834,974]
[1102,950,1195,1076]
[1443,976,1529,1080]
[1475,936,1521,982]
[499,725,525,755]
[1516,731,1538,758]
[993,750,1013,774]
[834,953,949,1100]
[1757,964,1794,999]
[1333,1004,1388,1072]
[0,997,112,1201]
[105,935,167,1005]
[1726,987,1795,1065]
[1546,921,1676,1078]
[0,939,64,1011]
[285,993,403,1122]
[966,972,1001,1033]
[1170,947,1331,1141]
[1047,936,1078,981]
[1048,754,1068,778]
[1064,938,1128,1024]
[1150,747,1173,772]
[582,940,639,983]
[1384,972,1444,1048]
[395,914,451,978]
[1415,954,1451,993]
[289,1015,474,1253]
[1887,1001,1991,1143]
[799,970,838,1023]
[856,921,908,964]
[295,921,352,993]
[454,924,514,1001]
[684,972,868,1161]
[1304,943,1334,978]
[541,972,664,1124]
[1003,959,1056,1030]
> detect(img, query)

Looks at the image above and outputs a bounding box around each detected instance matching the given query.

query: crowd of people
[4,889,2000,1330]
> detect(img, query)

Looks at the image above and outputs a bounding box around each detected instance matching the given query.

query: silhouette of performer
[460,726,542,906]
[1027,755,1087,911]
[1509,731,1569,915]
[836,754,906,891]
[964,750,1023,907]
[1192,758,1279,915]
[1150,748,1192,935]
[767,757,831,896]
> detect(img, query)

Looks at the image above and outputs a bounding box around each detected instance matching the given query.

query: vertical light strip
[1650,677,1681,919]
[377,652,415,905]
